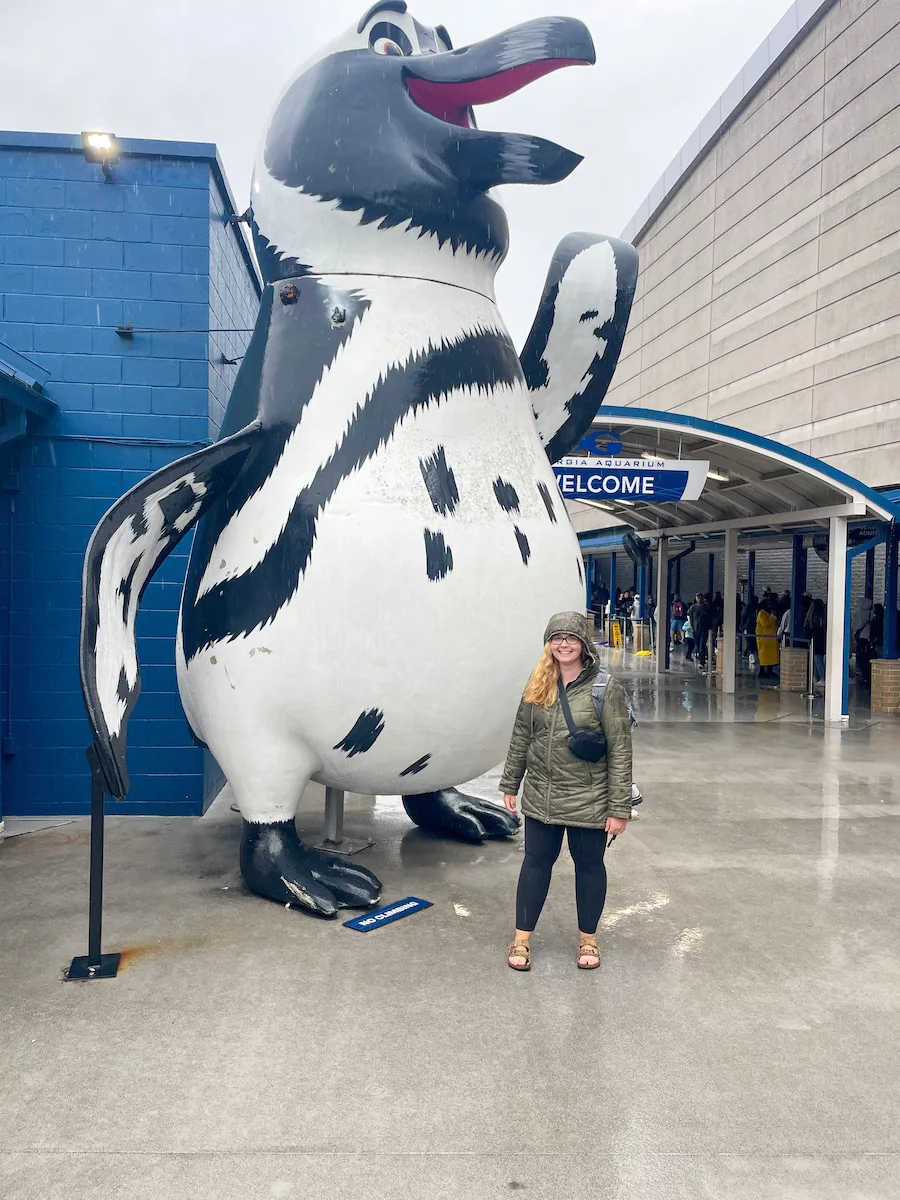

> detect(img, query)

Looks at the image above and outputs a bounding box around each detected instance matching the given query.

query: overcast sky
[1,0,793,341]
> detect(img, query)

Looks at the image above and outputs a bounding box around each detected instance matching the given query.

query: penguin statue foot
[240,820,382,916]
[402,789,520,842]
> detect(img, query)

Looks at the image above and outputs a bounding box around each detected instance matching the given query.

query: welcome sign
[553,456,709,503]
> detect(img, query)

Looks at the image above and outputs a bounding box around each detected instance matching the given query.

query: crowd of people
[589,579,890,688]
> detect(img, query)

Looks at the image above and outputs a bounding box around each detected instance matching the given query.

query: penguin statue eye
[372,36,405,56]
[368,21,413,56]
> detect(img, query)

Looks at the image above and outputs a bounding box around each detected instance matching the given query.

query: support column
[864,547,875,600]
[674,556,682,596]
[825,516,848,724]
[884,524,899,659]
[748,550,756,599]
[656,536,669,674]
[723,527,738,694]
[791,534,808,644]
[637,564,647,620]
[707,552,715,598]
[584,554,593,611]
[609,552,617,622]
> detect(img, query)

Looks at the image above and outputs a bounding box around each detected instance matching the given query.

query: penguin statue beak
[404,16,595,188]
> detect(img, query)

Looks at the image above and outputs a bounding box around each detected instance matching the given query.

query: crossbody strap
[557,677,578,734]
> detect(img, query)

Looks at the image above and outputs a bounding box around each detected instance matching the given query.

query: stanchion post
[66,745,120,981]
[803,640,816,702]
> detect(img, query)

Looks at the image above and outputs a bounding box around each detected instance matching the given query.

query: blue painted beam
[865,547,875,600]
[791,534,807,644]
[843,532,887,717]
[884,524,899,659]
[609,553,617,618]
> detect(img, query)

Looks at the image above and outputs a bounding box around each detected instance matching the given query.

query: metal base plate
[66,953,121,980]
[314,836,375,857]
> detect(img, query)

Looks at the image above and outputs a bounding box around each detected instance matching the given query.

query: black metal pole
[87,761,104,966]
[66,745,120,981]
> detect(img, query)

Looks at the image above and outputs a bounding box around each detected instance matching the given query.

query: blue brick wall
[0,137,260,817]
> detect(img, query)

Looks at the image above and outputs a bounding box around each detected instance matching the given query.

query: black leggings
[515,816,608,934]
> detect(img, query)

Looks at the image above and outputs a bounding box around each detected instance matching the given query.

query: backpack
[592,671,642,818]
[672,600,685,620]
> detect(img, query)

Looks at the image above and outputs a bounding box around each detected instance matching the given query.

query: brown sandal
[508,942,531,971]
[577,940,601,970]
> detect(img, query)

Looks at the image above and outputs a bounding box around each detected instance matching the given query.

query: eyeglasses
[550,635,581,646]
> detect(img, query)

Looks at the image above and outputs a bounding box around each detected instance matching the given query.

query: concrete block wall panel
[0,138,257,816]
[606,0,900,492]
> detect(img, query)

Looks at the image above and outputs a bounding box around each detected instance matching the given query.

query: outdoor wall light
[82,131,119,180]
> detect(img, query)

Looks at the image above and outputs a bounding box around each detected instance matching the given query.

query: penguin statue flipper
[521,233,639,464]
[80,423,261,799]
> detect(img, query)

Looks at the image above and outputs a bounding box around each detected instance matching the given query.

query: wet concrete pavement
[1,652,898,1199]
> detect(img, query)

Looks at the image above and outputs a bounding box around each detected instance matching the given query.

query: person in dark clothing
[804,598,827,683]
[735,594,744,635]
[591,581,610,621]
[853,598,875,683]
[618,590,633,640]
[742,595,759,658]
[670,594,686,648]
[868,604,885,685]
[689,594,710,666]
[711,591,724,632]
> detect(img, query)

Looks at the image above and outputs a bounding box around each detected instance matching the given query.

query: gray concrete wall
[606,0,900,489]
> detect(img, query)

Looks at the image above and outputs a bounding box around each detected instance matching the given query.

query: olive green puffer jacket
[499,616,633,828]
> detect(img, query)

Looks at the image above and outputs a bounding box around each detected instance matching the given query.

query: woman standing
[756,599,780,680]
[500,612,633,972]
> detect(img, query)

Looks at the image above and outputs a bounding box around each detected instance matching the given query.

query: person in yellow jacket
[756,600,780,679]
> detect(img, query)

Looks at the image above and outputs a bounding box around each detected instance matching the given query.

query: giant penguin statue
[80,3,639,916]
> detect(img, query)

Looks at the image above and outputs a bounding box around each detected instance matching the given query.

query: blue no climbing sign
[553,456,709,503]
[343,896,433,932]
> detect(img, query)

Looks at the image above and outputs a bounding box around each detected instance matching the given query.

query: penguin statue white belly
[79,2,639,917]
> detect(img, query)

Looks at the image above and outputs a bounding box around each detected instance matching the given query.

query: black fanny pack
[557,678,607,762]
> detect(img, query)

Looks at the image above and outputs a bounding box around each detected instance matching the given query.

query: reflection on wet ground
[1,646,898,1198]
[603,643,896,728]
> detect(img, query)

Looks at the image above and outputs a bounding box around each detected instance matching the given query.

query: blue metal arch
[595,406,896,521]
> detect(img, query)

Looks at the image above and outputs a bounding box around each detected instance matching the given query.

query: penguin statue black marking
[80,4,639,916]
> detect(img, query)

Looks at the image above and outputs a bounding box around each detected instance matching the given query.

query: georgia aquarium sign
[553,456,709,503]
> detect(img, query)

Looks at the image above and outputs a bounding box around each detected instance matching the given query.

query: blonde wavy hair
[523,640,586,708]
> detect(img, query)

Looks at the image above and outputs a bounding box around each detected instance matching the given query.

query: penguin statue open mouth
[79,2,638,918]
